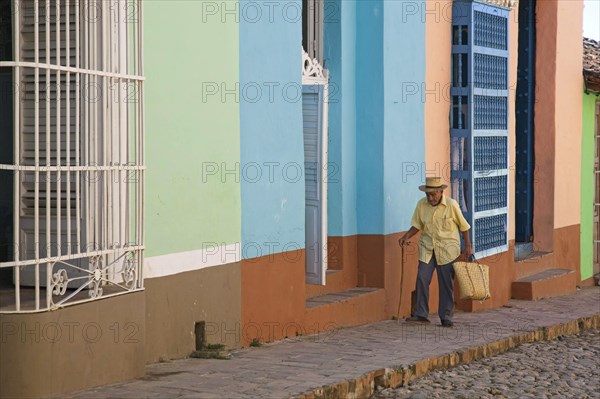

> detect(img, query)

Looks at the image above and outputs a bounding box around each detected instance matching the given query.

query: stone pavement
[62,287,600,399]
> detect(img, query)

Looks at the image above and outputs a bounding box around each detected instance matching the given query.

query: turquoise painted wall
[353,0,426,235]
[581,91,597,280]
[356,0,385,234]
[383,0,426,234]
[325,0,357,236]
[239,0,305,258]
[144,1,241,257]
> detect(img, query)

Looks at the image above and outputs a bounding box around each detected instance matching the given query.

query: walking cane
[396,243,406,325]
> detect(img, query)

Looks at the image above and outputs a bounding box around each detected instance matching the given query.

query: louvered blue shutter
[451,0,510,258]
[303,85,326,285]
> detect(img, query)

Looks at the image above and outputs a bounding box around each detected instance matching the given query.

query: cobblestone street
[373,329,600,399]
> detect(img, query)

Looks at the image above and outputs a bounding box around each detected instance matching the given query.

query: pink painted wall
[425,0,452,189]
[534,0,583,251]
[553,0,583,228]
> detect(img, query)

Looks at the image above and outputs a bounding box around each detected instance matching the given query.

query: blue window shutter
[451,0,510,258]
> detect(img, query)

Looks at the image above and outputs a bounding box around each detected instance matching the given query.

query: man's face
[425,190,443,206]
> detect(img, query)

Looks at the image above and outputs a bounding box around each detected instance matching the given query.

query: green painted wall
[581,91,597,280]
[144,1,240,257]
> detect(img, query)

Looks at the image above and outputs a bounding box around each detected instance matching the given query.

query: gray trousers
[412,252,455,321]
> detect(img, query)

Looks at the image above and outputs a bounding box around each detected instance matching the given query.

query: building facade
[0,0,587,397]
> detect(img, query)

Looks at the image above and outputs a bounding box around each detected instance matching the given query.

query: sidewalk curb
[293,314,600,399]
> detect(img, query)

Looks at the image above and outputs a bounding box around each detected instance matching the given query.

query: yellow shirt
[411,195,471,265]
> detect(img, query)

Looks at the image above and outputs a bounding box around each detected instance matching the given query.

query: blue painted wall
[356,0,385,235]
[383,0,426,234]
[326,0,426,236]
[239,0,426,254]
[239,0,305,258]
[325,0,358,237]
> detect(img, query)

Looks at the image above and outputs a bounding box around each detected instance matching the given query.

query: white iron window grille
[302,46,327,84]
[0,0,144,313]
[301,47,328,285]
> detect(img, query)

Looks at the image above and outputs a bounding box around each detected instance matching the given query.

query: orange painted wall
[241,248,388,346]
[305,236,358,299]
[240,250,306,345]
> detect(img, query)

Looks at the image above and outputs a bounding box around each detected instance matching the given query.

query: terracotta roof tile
[584,37,600,73]
[583,37,600,92]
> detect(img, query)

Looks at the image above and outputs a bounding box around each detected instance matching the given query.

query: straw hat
[418,177,448,192]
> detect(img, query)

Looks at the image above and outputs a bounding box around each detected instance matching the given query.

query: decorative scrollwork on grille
[51,267,69,296]
[302,47,326,79]
[88,256,104,299]
[121,253,137,289]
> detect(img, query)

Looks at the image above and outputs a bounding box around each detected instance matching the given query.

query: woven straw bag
[453,260,491,301]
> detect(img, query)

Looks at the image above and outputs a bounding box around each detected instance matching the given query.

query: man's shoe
[405,316,430,323]
[441,319,454,327]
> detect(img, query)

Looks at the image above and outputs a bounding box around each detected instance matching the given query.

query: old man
[398,177,473,327]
